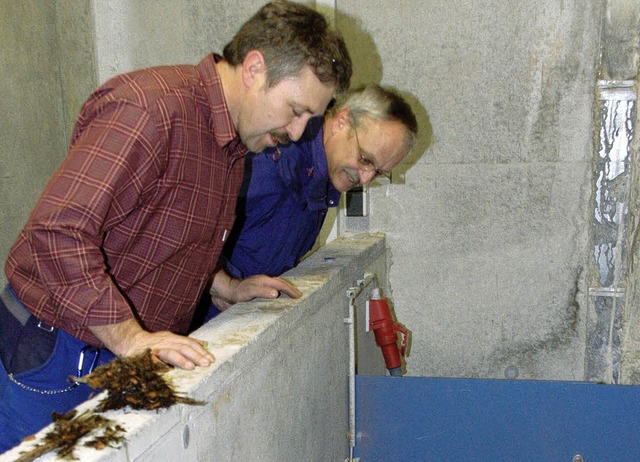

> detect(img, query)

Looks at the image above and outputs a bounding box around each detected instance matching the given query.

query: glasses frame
[354,128,392,181]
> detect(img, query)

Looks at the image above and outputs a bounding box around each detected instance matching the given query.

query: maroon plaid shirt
[5,54,247,346]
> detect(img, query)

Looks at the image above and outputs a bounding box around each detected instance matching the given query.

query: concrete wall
[91,0,267,83]
[2,0,640,384]
[0,2,93,288]
[1,234,387,462]
[337,0,638,382]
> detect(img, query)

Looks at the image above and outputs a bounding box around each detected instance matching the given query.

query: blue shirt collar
[275,117,341,211]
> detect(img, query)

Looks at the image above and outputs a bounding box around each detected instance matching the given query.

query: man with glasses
[197,84,417,318]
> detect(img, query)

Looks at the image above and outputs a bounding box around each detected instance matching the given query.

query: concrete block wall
[1,234,387,462]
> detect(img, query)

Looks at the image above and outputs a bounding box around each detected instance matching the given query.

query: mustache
[345,168,360,185]
[270,131,291,145]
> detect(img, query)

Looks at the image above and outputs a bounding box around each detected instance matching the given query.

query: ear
[241,50,267,89]
[331,107,352,135]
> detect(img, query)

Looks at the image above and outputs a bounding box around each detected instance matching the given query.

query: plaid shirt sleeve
[23,100,167,327]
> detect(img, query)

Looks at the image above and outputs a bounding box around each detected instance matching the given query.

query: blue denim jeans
[0,312,115,453]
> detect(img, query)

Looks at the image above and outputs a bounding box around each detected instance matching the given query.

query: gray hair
[329,84,418,153]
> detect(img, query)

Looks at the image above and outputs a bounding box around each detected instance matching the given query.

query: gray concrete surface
[0,1,97,288]
[337,0,639,382]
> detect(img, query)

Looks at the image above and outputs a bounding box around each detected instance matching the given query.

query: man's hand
[210,269,302,311]
[89,318,214,370]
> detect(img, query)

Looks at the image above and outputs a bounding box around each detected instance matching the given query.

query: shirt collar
[272,117,341,210]
[309,120,341,208]
[197,54,245,152]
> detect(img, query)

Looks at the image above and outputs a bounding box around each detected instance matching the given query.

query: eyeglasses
[354,129,392,181]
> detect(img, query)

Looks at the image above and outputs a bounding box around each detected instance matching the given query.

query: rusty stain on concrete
[211,389,233,417]
[209,325,262,347]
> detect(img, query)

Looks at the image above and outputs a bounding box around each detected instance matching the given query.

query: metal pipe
[344,272,375,461]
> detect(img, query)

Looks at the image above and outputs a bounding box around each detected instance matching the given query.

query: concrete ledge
[2,233,387,462]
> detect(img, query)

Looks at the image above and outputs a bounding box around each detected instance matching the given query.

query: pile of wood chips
[15,350,205,461]
[76,348,205,412]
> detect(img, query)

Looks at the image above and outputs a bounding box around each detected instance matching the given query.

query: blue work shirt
[223,116,341,279]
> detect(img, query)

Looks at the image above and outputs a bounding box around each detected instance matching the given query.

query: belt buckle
[37,320,54,332]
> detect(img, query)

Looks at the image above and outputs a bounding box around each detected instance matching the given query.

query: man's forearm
[88,317,145,357]
[210,269,238,305]
[89,318,215,370]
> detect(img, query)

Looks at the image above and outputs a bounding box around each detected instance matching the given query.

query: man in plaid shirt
[0,0,351,452]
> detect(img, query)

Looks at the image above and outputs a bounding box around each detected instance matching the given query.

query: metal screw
[573,455,584,462]
[504,365,519,379]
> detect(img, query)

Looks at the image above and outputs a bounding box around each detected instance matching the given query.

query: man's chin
[257,134,282,152]
[335,181,352,193]
[242,138,268,153]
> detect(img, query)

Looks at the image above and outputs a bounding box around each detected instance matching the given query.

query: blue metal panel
[355,376,640,461]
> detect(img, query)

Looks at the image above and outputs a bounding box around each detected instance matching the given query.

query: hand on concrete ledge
[89,318,214,370]
[210,269,302,310]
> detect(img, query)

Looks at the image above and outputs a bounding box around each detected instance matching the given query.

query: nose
[285,115,311,142]
[359,168,377,185]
